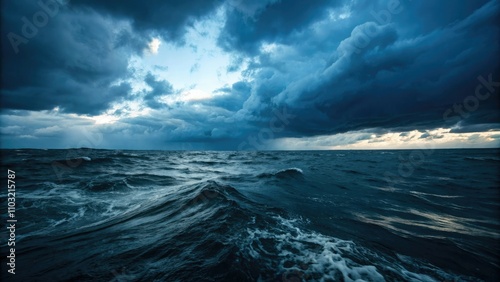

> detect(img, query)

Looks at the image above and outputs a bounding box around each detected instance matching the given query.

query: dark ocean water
[1,148,499,281]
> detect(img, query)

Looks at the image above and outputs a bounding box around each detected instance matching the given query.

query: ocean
[1,149,499,281]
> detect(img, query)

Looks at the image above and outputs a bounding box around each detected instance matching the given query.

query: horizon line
[1,147,499,151]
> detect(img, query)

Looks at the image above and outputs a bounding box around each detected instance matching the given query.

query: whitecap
[276,167,303,174]
[239,215,385,282]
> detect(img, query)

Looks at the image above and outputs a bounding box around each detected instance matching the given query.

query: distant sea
[1,149,499,281]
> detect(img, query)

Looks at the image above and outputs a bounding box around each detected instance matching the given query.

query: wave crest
[258,168,304,179]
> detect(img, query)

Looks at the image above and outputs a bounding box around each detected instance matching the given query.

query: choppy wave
[238,216,386,281]
[464,156,500,162]
[258,167,304,179]
[52,156,113,164]
[1,149,498,281]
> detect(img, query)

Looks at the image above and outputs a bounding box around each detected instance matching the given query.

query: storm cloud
[1,0,499,149]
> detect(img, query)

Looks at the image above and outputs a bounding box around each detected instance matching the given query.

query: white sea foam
[240,216,385,282]
[239,215,469,281]
[409,190,462,199]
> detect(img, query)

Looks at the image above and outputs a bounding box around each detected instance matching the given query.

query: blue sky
[1,0,499,150]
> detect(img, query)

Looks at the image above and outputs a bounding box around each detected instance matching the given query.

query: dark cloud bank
[1,0,499,149]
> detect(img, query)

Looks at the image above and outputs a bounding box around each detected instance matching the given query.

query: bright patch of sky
[95,6,247,124]
[139,7,244,103]
[147,38,162,54]
[273,129,500,150]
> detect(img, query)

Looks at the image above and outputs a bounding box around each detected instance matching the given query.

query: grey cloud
[1,1,135,115]
[143,73,174,109]
[218,0,339,55]
[238,0,500,139]
[1,0,499,150]
[207,81,251,111]
[450,123,500,134]
[70,0,223,40]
